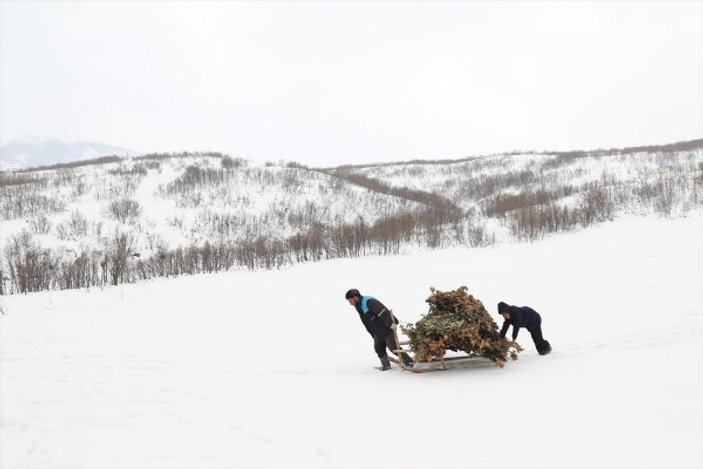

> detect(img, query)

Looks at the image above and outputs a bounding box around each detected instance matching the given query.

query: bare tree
[29,214,53,235]
[109,199,142,224]
[105,231,132,285]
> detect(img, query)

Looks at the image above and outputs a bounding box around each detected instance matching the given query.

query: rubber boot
[539,341,552,355]
[401,353,414,367]
[378,355,391,371]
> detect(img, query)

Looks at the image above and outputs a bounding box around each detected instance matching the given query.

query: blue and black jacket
[354,295,396,338]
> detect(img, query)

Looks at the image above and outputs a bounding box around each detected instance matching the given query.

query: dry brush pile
[402,286,522,367]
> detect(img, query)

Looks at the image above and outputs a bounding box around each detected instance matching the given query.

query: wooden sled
[389,353,492,373]
[389,311,492,373]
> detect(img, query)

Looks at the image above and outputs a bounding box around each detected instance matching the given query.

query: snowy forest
[1,139,701,295]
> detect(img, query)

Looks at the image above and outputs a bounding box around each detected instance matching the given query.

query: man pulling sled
[345,289,414,371]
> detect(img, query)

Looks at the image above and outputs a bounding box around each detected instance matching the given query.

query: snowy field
[1,213,702,468]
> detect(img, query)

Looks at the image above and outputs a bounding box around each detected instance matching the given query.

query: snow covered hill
[1,214,701,468]
[342,139,703,239]
[1,140,702,295]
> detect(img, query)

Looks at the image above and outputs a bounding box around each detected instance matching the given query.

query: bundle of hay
[402,286,522,367]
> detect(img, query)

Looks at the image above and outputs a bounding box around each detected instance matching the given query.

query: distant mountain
[0,136,132,168]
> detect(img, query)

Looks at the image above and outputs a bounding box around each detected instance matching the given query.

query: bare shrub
[287,225,326,262]
[3,231,57,293]
[29,215,52,235]
[0,188,67,220]
[56,210,88,240]
[0,173,44,187]
[483,187,573,218]
[282,169,305,192]
[221,156,246,169]
[57,251,102,290]
[108,164,148,176]
[73,178,87,197]
[167,165,229,193]
[68,210,88,236]
[463,219,496,247]
[455,169,540,201]
[104,231,133,285]
[145,231,168,252]
[330,171,460,212]
[20,156,122,173]
[54,169,76,186]
[109,199,142,224]
[199,211,245,240]
[135,151,226,162]
[55,224,69,240]
[236,236,286,269]
[135,152,184,162]
[631,178,679,217]
[285,161,308,169]
[507,203,579,242]
[0,266,6,296]
[167,216,185,229]
[579,187,615,227]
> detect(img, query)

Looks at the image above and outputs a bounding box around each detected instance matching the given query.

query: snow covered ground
[1,213,702,468]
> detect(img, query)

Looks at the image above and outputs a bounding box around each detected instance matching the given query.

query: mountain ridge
[0,136,133,168]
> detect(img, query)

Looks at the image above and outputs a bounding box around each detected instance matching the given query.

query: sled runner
[388,352,492,373]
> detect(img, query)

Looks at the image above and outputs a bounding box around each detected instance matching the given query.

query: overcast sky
[1,1,701,165]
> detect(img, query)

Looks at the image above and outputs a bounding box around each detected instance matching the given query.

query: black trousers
[373,331,402,358]
[528,324,551,354]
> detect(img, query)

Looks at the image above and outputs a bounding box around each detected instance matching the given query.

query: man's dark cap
[345,289,361,299]
[497,302,511,314]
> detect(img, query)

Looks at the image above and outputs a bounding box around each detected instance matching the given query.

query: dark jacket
[499,305,542,340]
[355,296,395,338]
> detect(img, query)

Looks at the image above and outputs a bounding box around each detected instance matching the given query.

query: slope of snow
[0,155,423,260]
[359,150,703,211]
[3,145,701,283]
[2,213,701,468]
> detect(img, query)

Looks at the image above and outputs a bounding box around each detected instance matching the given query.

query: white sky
[1,1,702,165]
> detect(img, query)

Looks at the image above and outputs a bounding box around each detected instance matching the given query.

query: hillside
[334,139,703,240]
[1,140,702,294]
